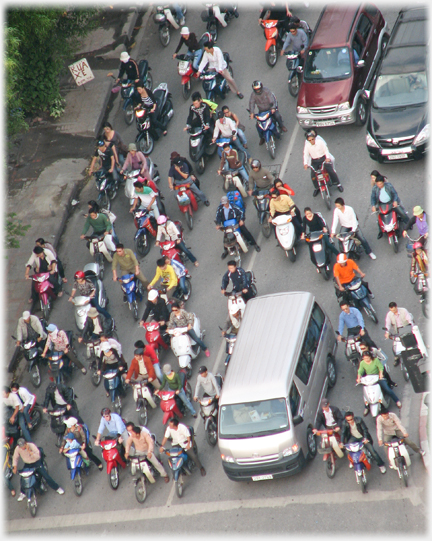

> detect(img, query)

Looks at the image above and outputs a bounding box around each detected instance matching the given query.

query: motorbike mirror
[293,415,304,426]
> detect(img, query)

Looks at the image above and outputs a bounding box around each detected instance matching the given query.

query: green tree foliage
[5,212,31,249]
[5,27,28,138]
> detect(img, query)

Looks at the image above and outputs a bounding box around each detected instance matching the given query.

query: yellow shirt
[269,195,295,217]
[149,265,178,290]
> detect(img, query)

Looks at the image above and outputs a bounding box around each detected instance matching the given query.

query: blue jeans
[18,413,32,443]
[179,276,188,295]
[177,240,197,263]
[340,226,372,256]
[186,49,203,71]
[177,388,196,416]
[32,459,60,491]
[172,3,183,21]
[188,329,207,351]
[22,404,32,426]
[378,379,400,405]
[153,362,163,382]
[324,235,339,256]
[236,128,247,146]
[111,225,120,245]
[90,298,112,320]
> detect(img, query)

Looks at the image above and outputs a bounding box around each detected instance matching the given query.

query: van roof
[220,292,314,405]
[310,5,361,49]
[388,7,427,49]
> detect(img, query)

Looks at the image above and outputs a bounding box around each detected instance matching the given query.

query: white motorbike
[124,159,160,204]
[130,378,158,426]
[84,233,115,276]
[272,209,297,262]
[358,374,390,418]
[385,323,427,382]
[168,315,204,379]
[225,290,246,329]
[384,437,411,487]
[72,263,107,330]
[220,169,248,198]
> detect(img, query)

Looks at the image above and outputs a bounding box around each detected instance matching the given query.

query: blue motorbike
[18,448,48,517]
[64,447,88,497]
[337,277,378,324]
[118,273,144,320]
[200,52,233,101]
[162,427,198,498]
[251,109,280,160]
[343,441,372,494]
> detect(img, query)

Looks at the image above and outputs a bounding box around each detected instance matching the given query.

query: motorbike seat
[153,89,165,114]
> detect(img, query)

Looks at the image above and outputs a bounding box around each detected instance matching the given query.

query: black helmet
[252,80,263,93]
[250,159,261,170]
[96,139,104,147]
[305,129,317,139]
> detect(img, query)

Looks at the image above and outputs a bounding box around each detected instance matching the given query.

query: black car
[365,7,428,163]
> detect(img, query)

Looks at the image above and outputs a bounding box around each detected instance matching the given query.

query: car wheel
[306,427,317,458]
[327,357,337,388]
[354,97,367,126]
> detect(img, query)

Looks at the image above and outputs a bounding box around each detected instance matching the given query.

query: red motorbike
[160,240,184,264]
[97,435,126,490]
[133,207,158,257]
[155,369,192,424]
[316,429,342,479]
[31,272,56,320]
[376,203,400,254]
[142,320,169,353]
[176,54,196,100]
[261,20,285,67]
[306,163,333,210]
[174,183,198,231]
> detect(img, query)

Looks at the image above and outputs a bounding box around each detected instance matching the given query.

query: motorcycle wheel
[364,302,378,324]
[205,418,218,447]
[29,493,37,518]
[135,232,151,257]
[124,103,135,126]
[176,474,184,498]
[30,364,42,388]
[56,433,63,448]
[324,191,331,210]
[182,278,192,302]
[265,45,278,67]
[95,253,105,280]
[268,135,276,159]
[138,402,148,426]
[185,382,192,401]
[107,183,118,201]
[182,80,191,100]
[403,465,409,487]
[159,25,170,47]
[410,273,418,285]
[288,73,300,97]
[74,472,83,496]
[185,210,193,231]
[209,22,218,42]
[196,156,205,175]
[401,361,410,382]
[91,368,101,387]
[42,300,51,322]
[137,133,154,155]
[360,471,367,493]
[135,477,147,503]
[322,266,330,281]
[30,407,42,432]
[109,466,119,490]
[325,456,336,479]
[133,300,139,320]
[262,215,272,238]
[288,248,296,262]
[98,192,111,211]
[114,395,122,415]
[390,236,399,254]
[144,72,153,91]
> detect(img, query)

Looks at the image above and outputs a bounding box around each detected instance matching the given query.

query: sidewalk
[419,392,429,473]
[5,6,153,373]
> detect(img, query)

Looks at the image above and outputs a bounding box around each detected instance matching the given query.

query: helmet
[252,80,263,93]
[305,129,317,139]
[96,139,104,147]
[413,242,423,250]
[337,253,347,264]
[148,289,159,301]
[250,159,261,170]
[120,52,130,63]
[74,270,85,280]
[101,407,111,416]
[157,215,167,225]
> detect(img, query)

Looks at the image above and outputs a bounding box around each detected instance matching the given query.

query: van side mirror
[293,415,304,426]
[356,59,365,68]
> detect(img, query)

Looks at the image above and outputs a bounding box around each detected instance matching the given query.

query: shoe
[192,413,198,418]
[349,463,353,469]
[337,184,344,192]
[98,464,103,471]
[363,407,369,417]
[369,252,377,260]
[243,143,248,149]
[200,467,207,477]
[180,18,185,26]
[313,189,320,198]
[56,487,65,495]
[237,93,244,99]
[234,10,239,18]
[377,232,383,239]
[163,131,168,136]
[259,138,265,146]
[204,201,210,207]
[254,245,261,252]
[164,476,170,483]
[369,292,375,299]
[281,126,288,133]
[420,450,426,457]
[205,349,210,357]
[379,465,386,474]
[81,367,87,375]
[17,493,25,502]
[389,464,396,469]
[221,251,228,260]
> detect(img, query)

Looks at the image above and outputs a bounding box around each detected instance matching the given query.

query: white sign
[69,58,94,86]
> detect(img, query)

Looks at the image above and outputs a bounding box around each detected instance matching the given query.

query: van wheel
[327,357,337,388]
[306,427,317,458]
[354,97,367,126]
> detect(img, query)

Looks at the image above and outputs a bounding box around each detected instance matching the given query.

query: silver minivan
[218,291,338,482]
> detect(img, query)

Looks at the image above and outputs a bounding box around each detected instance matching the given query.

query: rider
[167,302,210,357]
[259,2,292,34]
[158,363,197,417]
[42,323,88,375]
[303,130,344,196]
[78,307,113,345]
[212,110,250,159]
[168,157,210,206]
[247,159,274,195]
[147,257,178,299]
[16,310,47,348]
[218,142,249,186]
[25,246,61,303]
[337,300,378,351]
[173,27,203,71]
[10,383,36,433]
[280,22,308,59]
[249,80,287,143]
[358,342,396,388]
[60,416,103,469]
[155,215,199,266]
[301,207,339,262]
[184,92,214,143]
[134,339,163,383]
[132,80,168,136]
[80,207,116,262]
[221,105,248,148]
[193,366,220,403]
[269,188,302,237]
[111,243,149,290]
[119,142,151,179]
[384,302,414,342]
[68,270,112,320]
[403,205,428,246]
[129,179,160,219]
[124,425,169,482]
[124,347,160,394]
[115,51,140,85]
[215,195,261,256]
[271,177,295,197]
[140,289,170,337]
[42,381,83,424]
[221,260,255,302]
[410,242,428,289]
[97,343,128,396]
[333,253,372,298]
[88,139,116,182]
[2,386,32,443]
[35,237,67,283]
[376,407,425,456]
[312,398,344,458]
[371,174,409,237]
[94,408,129,460]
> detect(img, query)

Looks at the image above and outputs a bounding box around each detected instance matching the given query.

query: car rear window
[304,47,352,81]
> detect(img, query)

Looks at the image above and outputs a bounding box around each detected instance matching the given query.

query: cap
[413,205,424,216]
[88,307,99,317]
[134,348,144,356]
[101,342,112,353]
[22,311,31,319]
[180,26,189,35]
[65,433,76,440]
[120,51,130,62]
[17,438,26,447]
[46,324,57,332]
[148,289,159,301]
[170,151,180,160]
[128,143,137,152]
[221,196,229,204]
[64,417,78,427]
[321,398,330,408]
[198,366,208,374]
[337,253,347,264]
[163,363,172,375]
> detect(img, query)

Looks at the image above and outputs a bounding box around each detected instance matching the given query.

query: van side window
[353,15,373,58]
[311,303,325,333]
[295,316,321,385]
[289,382,301,417]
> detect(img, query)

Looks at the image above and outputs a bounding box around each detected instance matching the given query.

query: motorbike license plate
[252,474,273,481]
[387,153,408,160]
[312,244,322,252]
[315,120,336,127]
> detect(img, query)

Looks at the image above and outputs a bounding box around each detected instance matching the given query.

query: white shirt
[323,409,336,427]
[164,424,191,449]
[135,190,156,207]
[3,393,21,409]
[331,205,359,234]
[156,221,181,243]
[303,135,334,166]
[25,249,56,271]
[198,46,227,73]
[54,389,67,406]
[213,117,237,139]
[12,387,36,408]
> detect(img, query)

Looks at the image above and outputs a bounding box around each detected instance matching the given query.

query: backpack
[227,188,245,217]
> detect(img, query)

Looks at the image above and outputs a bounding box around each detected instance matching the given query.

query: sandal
[57,291,63,297]
[62,278,68,283]
[28,298,33,304]
[194,261,199,267]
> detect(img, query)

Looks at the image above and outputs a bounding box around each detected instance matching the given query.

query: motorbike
[130,437,161,504]
[102,369,125,415]
[156,369,192,424]
[47,407,69,448]
[305,163,333,210]
[250,109,281,159]
[200,53,233,101]
[222,331,237,373]
[201,4,238,42]
[316,429,342,479]
[153,4,187,47]
[133,207,158,257]
[339,332,362,373]
[93,169,118,212]
[130,378,158,426]
[219,169,248,199]
[174,183,198,231]
[45,348,75,385]
[188,125,217,174]
[384,324,428,383]
[336,231,363,260]
[15,337,45,388]
[124,160,161,205]
[198,374,223,447]
[285,51,302,97]
[218,219,249,267]
[343,440,372,493]
[118,59,153,125]
[225,290,247,329]
[253,189,272,238]
[336,277,378,324]
[384,437,411,487]
[118,273,144,320]
[412,271,429,318]
[84,233,114,279]
[4,406,22,449]
[160,236,186,265]
[375,203,401,253]
[261,19,287,67]
[135,82,174,154]
[168,315,204,379]
[72,263,107,331]
[95,435,126,490]
[273,208,298,262]
[18,451,49,517]
[304,230,332,279]
[63,448,88,497]
[30,272,56,321]
[357,374,390,418]
[162,425,198,497]
[142,320,170,354]
[85,337,103,387]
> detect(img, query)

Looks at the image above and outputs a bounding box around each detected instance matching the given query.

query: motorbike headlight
[221,454,235,463]
[136,109,145,118]
[366,132,379,148]
[190,138,200,147]
[338,101,350,111]
[413,124,429,146]
[297,106,308,114]
[99,179,107,190]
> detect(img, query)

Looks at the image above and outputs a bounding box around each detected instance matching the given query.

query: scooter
[253,189,272,238]
[250,109,281,159]
[201,4,238,42]
[135,83,174,154]
[63,448,88,497]
[130,440,161,504]
[337,277,378,324]
[47,407,68,448]
[124,160,161,204]
[220,169,248,199]
[188,125,216,174]
[225,290,246,330]
[31,272,56,321]
[261,19,287,67]
[384,323,428,383]
[200,53,233,101]
[160,239,185,265]
[117,60,153,125]
[118,273,144,321]
[162,425,198,498]
[96,435,126,490]
[305,163,333,210]
[316,429,342,479]
[72,263,107,330]
[339,332,362,373]
[285,51,302,97]
[357,374,390,418]
[198,374,223,447]
[142,320,170,354]
[336,231,362,260]
[156,368,192,424]
[84,337,103,387]
[384,437,411,487]
[343,440,372,493]
[93,169,118,212]
[222,331,237,373]
[272,209,298,262]
[174,183,198,231]
[15,338,45,388]
[153,4,187,47]
[130,378,158,426]
[18,454,48,517]
[375,203,401,253]
[304,230,332,279]
[168,315,204,379]
[102,369,125,415]
[218,219,249,268]
[133,207,158,257]
[84,233,115,279]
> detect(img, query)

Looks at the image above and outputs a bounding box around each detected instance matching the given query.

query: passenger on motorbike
[358,342,396,388]
[98,343,128,397]
[249,80,287,144]
[42,323,87,375]
[193,365,220,402]
[140,289,170,332]
[212,111,250,158]
[164,256,189,299]
[269,189,302,237]
[371,175,409,238]
[132,81,168,136]
[78,307,113,345]
[69,270,112,320]
[60,416,103,470]
[403,205,428,246]
[80,207,116,261]
[271,177,295,196]
[25,246,61,304]
[280,22,308,57]
[112,243,149,289]
[158,364,197,417]
[221,260,255,302]
[312,398,344,458]
[120,143,151,178]
[148,257,178,299]
[337,300,377,350]
[160,418,206,475]
[173,27,204,71]
[218,142,249,185]
[130,179,160,219]
[3,386,32,443]
[301,207,339,262]
[377,408,425,456]
[168,157,210,206]
[197,41,243,99]
[35,238,67,283]
[221,105,248,148]
[116,51,140,85]
[156,215,199,266]
[303,130,343,196]
[16,311,47,348]
[168,302,210,357]
[125,426,169,481]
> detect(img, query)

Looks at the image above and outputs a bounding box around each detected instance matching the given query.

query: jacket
[16,315,47,343]
[141,297,170,324]
[341,417,373,445]
[249,87,277,114]
[175,32,200,53]
[81,313,112,341]
[370,181,401,207]
[186,101,211,129]
[125,355,156,381]
[220,148,242,171]
[221,267,248,292]
[167,309,194,330]
[98,349,127,373]
[42,383,75,409]
[302,212,326,234]
[117,58,140,81]
[314,406,343,430]
[215,203,244,226]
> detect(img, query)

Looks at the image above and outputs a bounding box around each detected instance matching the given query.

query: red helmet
[74,270,85,280]
[413,242,423,250]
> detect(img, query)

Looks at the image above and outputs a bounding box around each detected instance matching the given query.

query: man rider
[95,408,128,460]
[301,207,339,263]
[312,398,344,458]
[376,408,425,456]
[384,302,414,363]
[35,237,67,283]
[147,257,178,299]
[247,159,275,195]
[167,303,210,357]
[218,142,249,186]
[42,323,88,375]
[249,81,287,145]
[16,310,47,347]
[130,180,160,219]
[25,246,61,303]
[168,156,210,206]
[125,425,169,482]
[280,22,308,57]
[124,348,160,401]
[212,110,250,159]
[333,253,373,301]
[259,2,292,32]
[155,215,199,266]
[184,92,213,137]
[215,195,261,256]
[158,364,197,418]
[88,139,115,180]
[80,207,116,262]
[140,289,170,337]
[269,189,302,237]
[371,175,409,238]
[337,300,378,351]
[221,260,255,302]
[111,243,149,288]
[68,270,112,320]
[173,27,203,72]
[193,366,220,402]
[3,386,32,443]
[116,51,140,84]
[78,307,113,345]
[42,381,83,424]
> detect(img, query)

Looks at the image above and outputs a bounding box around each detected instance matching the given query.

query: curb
[52,181,81,250]
[419,392,429,473]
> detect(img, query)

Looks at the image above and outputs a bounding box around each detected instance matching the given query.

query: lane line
[7,486,425,532]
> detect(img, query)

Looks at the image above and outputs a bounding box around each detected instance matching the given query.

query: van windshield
[373,72,428,108]
[219,398,289,438]
[304,47,352,82]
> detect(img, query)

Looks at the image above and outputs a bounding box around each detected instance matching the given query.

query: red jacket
[126,355,156,381]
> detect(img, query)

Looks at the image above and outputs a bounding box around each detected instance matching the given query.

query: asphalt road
[7,3,428,534]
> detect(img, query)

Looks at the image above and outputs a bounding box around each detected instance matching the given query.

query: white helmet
[148,289,159,301]
[337,253,347,264]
